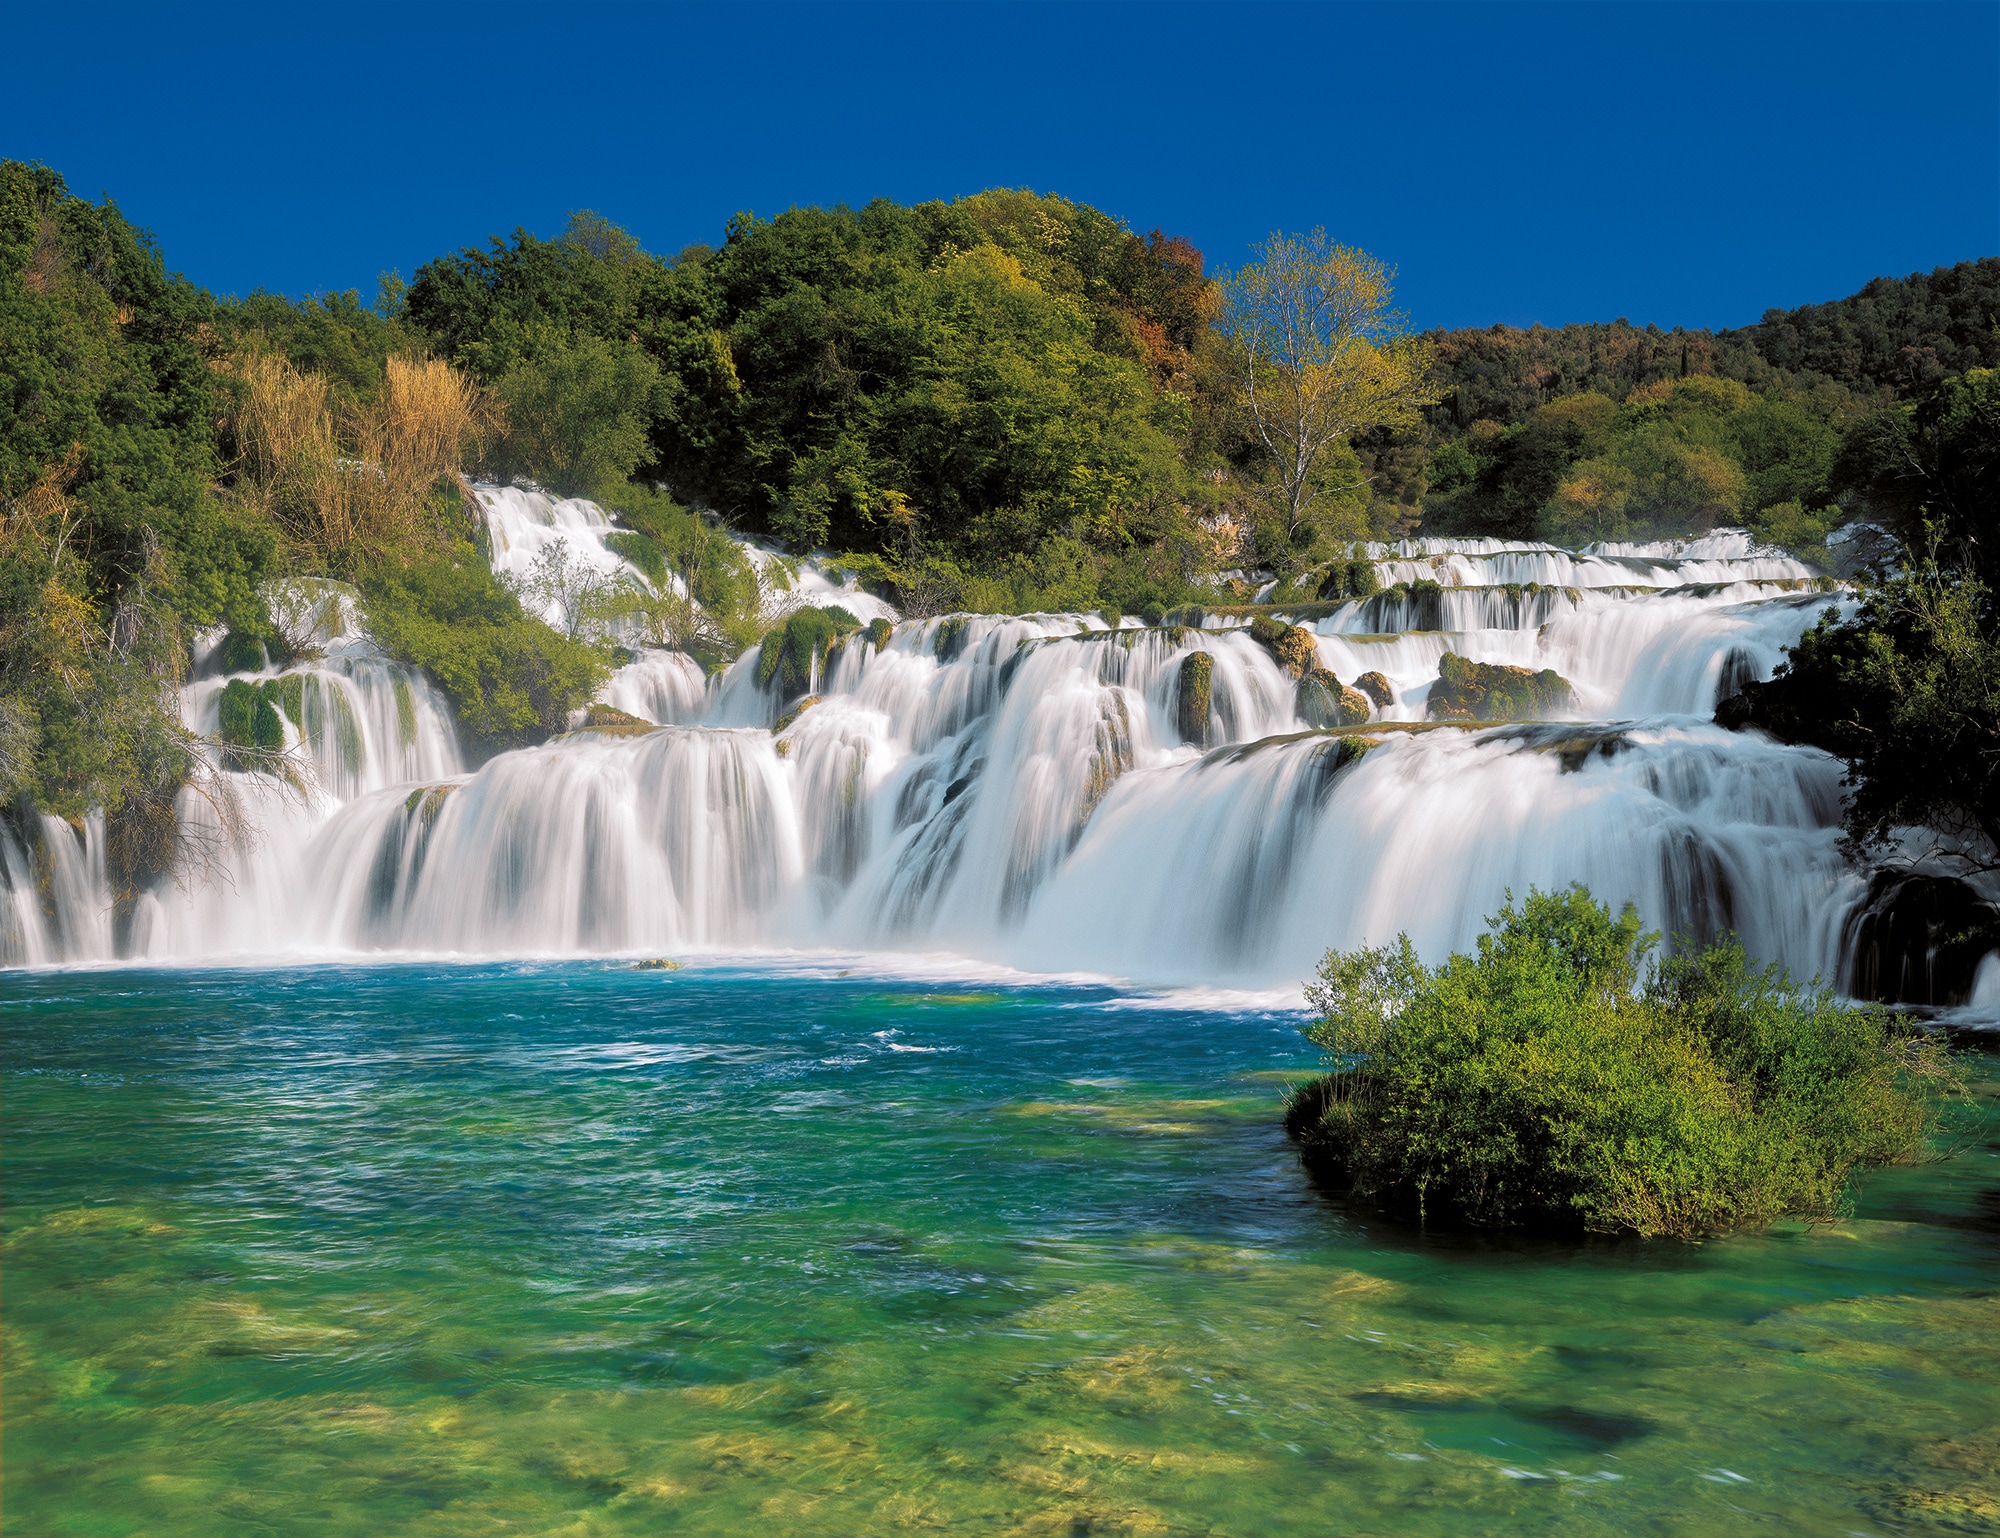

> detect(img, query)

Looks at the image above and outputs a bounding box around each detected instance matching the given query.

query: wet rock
[1176,651,1213,746]
[1426,652,1574,723]
[573,703,657,739]
[1353,671,1394,709]
[1844,871,2000,1006]
[1297,667,1370,728]
[1248,615,1321,679]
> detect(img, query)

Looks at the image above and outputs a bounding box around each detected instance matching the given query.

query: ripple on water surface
[4,962,1998,1536]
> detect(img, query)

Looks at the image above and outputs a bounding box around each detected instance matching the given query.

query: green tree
[1221,230,1440,554]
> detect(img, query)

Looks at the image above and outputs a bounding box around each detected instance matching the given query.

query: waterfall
[5,515,1992,1011]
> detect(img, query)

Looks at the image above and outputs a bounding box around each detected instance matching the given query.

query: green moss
[1427,651,1574,722]
[932,614,972,662]
[1318,558,1383,602]
[390,674,416,747]
[215,679,284,769]
[757,606,863,698]
[215,632,268,675]
[1176,651,1213,746]
[603,530,667,586]
[864,617,893,651]
[265,674,306,730]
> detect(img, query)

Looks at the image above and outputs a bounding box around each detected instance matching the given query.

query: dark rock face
[1844,870,2000,1006]
[1426,652,1574,723]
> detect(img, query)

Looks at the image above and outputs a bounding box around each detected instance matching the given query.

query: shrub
[486,333,658,496]
[357,538,607,753]
[1288,886,1961,1237]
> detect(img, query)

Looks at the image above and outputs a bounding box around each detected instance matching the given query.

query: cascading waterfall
[4,495,1993,1009]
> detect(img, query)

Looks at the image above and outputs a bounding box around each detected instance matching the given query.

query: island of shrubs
[1286,885,1960,1238]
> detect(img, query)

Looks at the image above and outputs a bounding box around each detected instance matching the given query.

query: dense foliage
[406,195,1232,614]
[3,151,1993,879]
[1289,887,1959,1237]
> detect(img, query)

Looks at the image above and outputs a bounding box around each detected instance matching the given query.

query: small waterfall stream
[5,490,1991,1003]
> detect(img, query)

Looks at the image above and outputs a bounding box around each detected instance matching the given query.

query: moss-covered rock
[756,606,863,698]
[1296,666,1371,728]
[864,616,893,651]
[1317,558,1383,603]
[1426,651,1574,722]
[1353,671,1394,708]
[932,614,971,662]
[401,783,457,827]
[1176,651,1213,746]
[258,674,304,732]
[1247,615,1321,680]
[573,703,656,738]
[216,678,284,765]
[772,694,824,737]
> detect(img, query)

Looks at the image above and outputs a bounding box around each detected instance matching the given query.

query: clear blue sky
[6,1,1995,331]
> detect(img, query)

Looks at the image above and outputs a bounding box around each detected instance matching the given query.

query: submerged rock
[1426,652,1574,723]
[1176,651,1213,746]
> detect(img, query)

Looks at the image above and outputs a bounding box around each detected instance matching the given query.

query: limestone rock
[1353,671,1395,708]
[1176,651,1213,746]
[1426,652,1573,722]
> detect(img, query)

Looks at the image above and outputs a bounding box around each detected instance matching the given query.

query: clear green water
[6,962,1998,1537]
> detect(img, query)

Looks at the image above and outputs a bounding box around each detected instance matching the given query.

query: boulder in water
[1353,671,1394,708]
[1297,667,1370,728]
[1248,615,1320,680]
[1176,651,1213,746]
[758,606,863,698]
[1427,652,1573,722]
[575,703,656,738]
[772,694,824,738]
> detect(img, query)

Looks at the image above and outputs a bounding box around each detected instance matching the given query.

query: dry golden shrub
[228,353,494,559]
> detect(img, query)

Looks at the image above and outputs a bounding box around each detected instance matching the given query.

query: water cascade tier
[6,492,1993,1004]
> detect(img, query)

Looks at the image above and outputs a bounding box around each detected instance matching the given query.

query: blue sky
[6,2,1995,331]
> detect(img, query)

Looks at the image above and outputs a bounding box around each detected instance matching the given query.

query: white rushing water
[5,490,1992,1008]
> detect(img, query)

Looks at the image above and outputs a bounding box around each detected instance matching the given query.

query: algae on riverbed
[4,963,1996,1537]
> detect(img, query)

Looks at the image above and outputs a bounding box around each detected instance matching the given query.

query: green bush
[216,678,283,751]
[487,333,659,496]
[357,538,607,753]
[1288,886,1960,1237]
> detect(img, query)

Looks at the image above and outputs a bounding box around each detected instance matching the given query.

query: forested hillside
[2,155,1993,872]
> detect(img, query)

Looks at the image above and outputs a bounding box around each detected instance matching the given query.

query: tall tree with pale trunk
[1224,231,1440,546]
